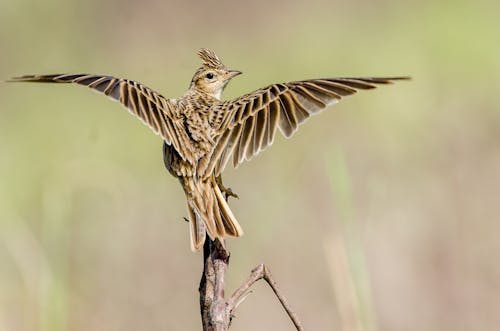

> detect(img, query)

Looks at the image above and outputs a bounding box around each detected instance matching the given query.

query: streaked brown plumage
[9,48,409,251]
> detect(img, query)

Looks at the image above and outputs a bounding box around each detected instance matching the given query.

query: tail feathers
[213,185,242,236]
[187,204,206,252]
[184,177,243,252]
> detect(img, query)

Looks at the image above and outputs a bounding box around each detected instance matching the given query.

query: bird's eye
[206,73,214,80]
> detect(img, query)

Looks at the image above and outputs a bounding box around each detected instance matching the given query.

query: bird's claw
[222,186,239,200]
[215,175,239,201]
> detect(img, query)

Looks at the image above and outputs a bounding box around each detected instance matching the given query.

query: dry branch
[198,238,304,330]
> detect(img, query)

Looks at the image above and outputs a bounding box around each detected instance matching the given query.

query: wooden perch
[198,238,304,330]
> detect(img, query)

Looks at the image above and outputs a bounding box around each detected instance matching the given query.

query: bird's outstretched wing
[204,77,409,176]
[9,74,190,160]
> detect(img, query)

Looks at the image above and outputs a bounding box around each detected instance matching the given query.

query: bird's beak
[227,70,242,78]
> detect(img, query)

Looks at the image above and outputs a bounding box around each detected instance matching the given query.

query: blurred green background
[1,0,499,330]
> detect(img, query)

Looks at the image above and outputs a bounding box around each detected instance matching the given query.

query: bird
[9,48,409,251]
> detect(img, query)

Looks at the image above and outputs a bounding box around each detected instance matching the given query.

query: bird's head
[189,48,242,99]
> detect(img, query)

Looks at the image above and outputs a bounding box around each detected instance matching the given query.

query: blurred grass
[325,149,378,331]
[1,0,500,330]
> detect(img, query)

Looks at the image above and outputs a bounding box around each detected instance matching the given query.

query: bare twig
[227,264,305,331]
[210,240,230,330]
[199,239,230,331]
[198,239,304,330]
[199,239,215,330]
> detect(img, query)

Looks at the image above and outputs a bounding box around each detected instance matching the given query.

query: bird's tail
[182,176,243,251]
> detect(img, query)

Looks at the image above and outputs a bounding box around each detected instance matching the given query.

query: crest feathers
[197,48,224,69]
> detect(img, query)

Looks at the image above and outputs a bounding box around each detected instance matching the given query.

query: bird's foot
[215,175,239,200]
[223,186,239,200]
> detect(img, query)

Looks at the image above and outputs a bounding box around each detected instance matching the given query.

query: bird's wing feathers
[11,74,408,175]
[9,74,187,157]
[207,77,409,175]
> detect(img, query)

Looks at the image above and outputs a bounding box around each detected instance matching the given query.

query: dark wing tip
[6,75,36,82]
[7,74,60,83]
[374,76,412,83]
[355,76,411,83]
[387,76,411,81]
[6,74,86,83]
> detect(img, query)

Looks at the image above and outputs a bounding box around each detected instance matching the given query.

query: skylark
[10,49,408,251]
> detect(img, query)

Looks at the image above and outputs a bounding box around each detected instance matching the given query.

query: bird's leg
[215,175,239,200]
